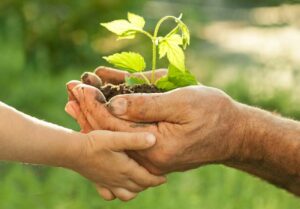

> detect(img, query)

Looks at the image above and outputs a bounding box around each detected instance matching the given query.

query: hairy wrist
[225,104,300,194]
[234,105,300,163]
[217,100,250,164]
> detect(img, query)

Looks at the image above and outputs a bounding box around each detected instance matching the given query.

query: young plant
[101,12,198,91]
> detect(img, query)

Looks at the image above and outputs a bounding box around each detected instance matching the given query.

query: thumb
[107,92,179,123]
[93,131,157,151]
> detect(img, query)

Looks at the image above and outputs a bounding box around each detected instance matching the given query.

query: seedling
[101,12,198,91]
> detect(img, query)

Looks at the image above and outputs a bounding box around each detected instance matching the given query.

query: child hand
[68,130,166,201]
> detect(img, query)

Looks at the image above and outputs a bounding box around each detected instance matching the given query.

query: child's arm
[0,101,81,166]
[0,101,165,201]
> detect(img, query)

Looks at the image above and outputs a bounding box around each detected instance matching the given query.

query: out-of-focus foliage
[0,0,144,73]
[1,0,300,208]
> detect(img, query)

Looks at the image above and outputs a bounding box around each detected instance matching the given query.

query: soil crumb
[99,84,162,101]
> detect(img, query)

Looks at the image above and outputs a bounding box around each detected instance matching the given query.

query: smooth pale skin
[0,102,166,201]
[66,66,300,196]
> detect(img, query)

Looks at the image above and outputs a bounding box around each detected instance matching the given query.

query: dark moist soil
[99,84,162,101]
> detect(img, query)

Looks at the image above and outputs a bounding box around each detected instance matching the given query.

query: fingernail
[95,91,107,104]
[146,134,156,145]
[109,97,128,115]
[81,72,103,87]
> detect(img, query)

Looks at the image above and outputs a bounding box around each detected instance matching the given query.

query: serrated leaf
[155,76,177,91]
[159,33,185,70]
[168,64,198,86]
[155,65,198,91]
[159,39,185,71]
[103,52,146,73]
[179,22,190,49]
[168,34,183,45]
[101,20,136,36]
[158,41,168,59]
[128,12,145,29]
[125,76,147,86]
[117,31,136,40]
[166,43,185,71]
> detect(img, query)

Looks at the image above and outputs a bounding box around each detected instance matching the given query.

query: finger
[71,84,110,130]
[65,101,93,133]
[65,101,78,119]
[128,164,167,187]
[66,80,82,101]
[111,188,137,202]
[81,72,103,88]
[121,180,145,193]
[95,66,130,84]
[94,66,167,84]
[103,131,156,151]
[71,84,158,132]
[95,186,116,201]
[107,90,184,123]
[139,69,167,81]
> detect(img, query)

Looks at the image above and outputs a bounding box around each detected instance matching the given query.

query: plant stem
[139,72,151,85]
[151,40,157,83]
[151,15,181,83]
[137,16,181,84]
[138,30,153,40]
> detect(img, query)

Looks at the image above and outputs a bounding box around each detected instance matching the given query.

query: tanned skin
[66,66,300,196]
[226,104,300,195]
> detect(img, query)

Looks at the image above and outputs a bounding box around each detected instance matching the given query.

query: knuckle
[120,166,131,176]
[108,135,121,149]
[149,149,173,169]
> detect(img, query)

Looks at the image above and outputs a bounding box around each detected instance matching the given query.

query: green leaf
[117,31,136,40]
[165,16,190,49]
[168,34,183,45]
[158,41,168,59]
[128,12,145,29]
[103,52,146,73]
[168,64,198,87]
[166,43,185,71]
[159,38,185,71]
[125,76,147,86]
[178,22,190,49]
[101,20,136,36]
[155,65,198,91]
[155,76,177,91]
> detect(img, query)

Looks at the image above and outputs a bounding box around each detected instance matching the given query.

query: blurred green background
[1,0,300,208]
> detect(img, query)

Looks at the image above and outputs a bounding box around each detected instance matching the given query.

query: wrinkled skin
[65,67,245,175]
[66,67,300,197]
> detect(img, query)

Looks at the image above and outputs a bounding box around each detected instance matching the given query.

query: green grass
[0,165,299,209]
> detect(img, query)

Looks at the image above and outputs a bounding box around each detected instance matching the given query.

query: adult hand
[66,67,300,196]
[65,67,245,174]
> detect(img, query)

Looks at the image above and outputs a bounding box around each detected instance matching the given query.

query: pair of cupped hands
[65,66,244,201]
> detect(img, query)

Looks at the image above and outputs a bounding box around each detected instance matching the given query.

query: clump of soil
[81,72,162,101]
[100,84,161,101]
